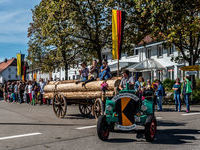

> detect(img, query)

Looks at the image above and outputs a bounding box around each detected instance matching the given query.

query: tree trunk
[64,63,68,80]
[61,49,68,80]
[189,57,196,89]
[96,46,102,65]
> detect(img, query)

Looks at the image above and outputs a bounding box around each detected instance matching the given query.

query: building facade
[0,58,20,83]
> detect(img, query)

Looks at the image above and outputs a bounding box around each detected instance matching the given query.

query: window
[8,68,11,72]
[167,68,174,80]
[8,75,11,79]
[76,75,80,79]
[102,54,107,60]
[168,46,174,56]
[135,49,139,55]
[75,71,77,75]
[146,48,151,59]
[68,76,71,80]
[157,46,163,57]
[73,75,75,80]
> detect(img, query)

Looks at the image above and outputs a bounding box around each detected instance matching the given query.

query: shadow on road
[0,122,86,127]
[158,120,186,127]
[159,108,200,113]
[106,138,136,143]
[155,129,200,144]
[64,114,95,120]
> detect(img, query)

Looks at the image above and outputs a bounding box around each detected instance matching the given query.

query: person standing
[172,78,181,112]
[156,80,165,111]
[24,81,29,104]
[39,78,46,105]
[14,82,19,103]
[3,82,8,102]
[28,81,33,104]
[182,76,192,113]
[146,79,152,90]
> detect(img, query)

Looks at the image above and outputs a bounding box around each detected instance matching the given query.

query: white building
[0,58,20,83]
[102,36,200,82]
[26,68,51,82]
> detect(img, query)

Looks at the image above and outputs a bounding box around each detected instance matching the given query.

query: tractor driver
[119,70,135,90]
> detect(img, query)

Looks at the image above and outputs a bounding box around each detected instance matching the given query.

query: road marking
[0,133,42,141]
[156,117,163,120]
[182,113,200,116]
[76,125,96,130]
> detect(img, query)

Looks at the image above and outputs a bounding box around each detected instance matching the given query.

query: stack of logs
[44,79,121,99]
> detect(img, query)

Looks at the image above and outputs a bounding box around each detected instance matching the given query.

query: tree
[127,0,200,87]
[28,0,83,80]
[28,0,121,79]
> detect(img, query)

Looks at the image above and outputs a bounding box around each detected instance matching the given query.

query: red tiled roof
[0,58,16,73]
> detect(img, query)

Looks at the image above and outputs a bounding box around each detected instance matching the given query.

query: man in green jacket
[181,76,192,113]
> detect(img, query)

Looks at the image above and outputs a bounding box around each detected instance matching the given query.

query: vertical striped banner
[112,10,125,60]
[17,54,21,76]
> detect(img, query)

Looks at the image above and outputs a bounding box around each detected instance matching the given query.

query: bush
[191,89,200,104]
[195,78,200,89]
[163,78,175,91]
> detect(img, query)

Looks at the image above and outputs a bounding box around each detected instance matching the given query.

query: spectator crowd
[0,59,193,113]
[1,78,48,105]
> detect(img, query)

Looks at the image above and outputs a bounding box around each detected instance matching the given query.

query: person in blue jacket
[156,80,165,111]
[99,60,111,80]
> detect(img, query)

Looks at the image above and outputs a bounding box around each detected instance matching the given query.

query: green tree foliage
[28,0,118,79]
[132,0,200,64]
[28,0,200,81]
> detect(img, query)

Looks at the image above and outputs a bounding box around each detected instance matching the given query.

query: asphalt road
[0,100,200,150]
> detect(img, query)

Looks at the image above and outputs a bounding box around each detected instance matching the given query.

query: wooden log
[44,91,114,100]
[56,79,120,92]
[44,79,120,93]
[44,84,56,92]
[44,80,78,92]
[44,92,54,99]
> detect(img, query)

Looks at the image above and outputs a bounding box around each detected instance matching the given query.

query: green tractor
[97,84,157,142]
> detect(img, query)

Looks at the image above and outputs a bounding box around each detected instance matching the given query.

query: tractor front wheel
[97,115,110,141]
[145,116,157,142]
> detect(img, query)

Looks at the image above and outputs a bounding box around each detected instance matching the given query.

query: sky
[0,0,41,63]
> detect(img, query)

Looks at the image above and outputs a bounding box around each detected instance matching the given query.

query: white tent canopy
[127,59,165,72]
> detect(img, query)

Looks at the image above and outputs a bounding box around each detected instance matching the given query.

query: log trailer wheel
[79,103,92,116]
[93,98,104,119]
[53,94,67,118]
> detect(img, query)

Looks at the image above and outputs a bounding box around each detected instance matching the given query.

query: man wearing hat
[119,70,135,90]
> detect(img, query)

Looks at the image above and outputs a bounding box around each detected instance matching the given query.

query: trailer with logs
[44,79,121,119]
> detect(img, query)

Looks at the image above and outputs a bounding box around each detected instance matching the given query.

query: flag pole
[117,58,120,77]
